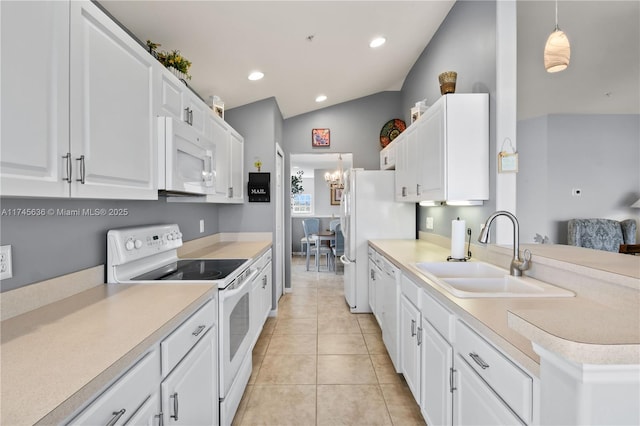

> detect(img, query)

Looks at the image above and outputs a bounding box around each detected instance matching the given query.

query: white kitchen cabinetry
[421,318,453,426]
[68,349,160,425]
[454,353,524,425]
[1,1,157,200]
[161,329,217,425]
[378,255,401,372]
[380,142,396,170]
[228,130,245,202]
[155,67,206,136]
[0,1,70,197]
[66,298,218,426]
[394,94,488,203]
[395,270,535,425]
[400,292,422,403]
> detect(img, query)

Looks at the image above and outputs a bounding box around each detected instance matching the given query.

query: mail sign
[248,172,270,202]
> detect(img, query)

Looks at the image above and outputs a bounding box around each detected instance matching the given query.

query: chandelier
[324,154,344,189]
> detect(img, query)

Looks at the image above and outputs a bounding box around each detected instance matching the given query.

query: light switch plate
[199,219,205,233]
[0,245,13,280]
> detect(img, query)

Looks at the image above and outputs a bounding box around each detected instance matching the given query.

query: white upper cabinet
[155,67,206,136]
[395,94,489,203]
[1,1,157,199]
[0,1,70,197]
[228,129,244,202]
[69,1,156,199]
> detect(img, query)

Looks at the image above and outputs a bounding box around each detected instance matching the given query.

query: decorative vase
[169,66,188,84]
[438,71,457,95]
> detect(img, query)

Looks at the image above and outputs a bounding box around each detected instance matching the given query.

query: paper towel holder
[447,227,472,262]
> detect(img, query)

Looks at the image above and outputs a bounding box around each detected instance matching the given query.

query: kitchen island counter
[369,239,640,374]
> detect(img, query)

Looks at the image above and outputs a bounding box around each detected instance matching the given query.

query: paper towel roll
[451,218,466,259]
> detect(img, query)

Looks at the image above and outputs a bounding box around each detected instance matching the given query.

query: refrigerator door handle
[340,255,356,265]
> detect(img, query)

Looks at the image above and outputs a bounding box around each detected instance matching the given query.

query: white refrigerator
[340,169,416,313]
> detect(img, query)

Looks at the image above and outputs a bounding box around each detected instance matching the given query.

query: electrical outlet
[426,217,434,230]
[199,219,205,233]
[0,245,13,280]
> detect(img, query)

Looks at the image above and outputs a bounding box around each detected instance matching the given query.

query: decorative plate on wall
[380,119,406,148]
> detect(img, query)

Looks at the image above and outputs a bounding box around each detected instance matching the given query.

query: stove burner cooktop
[131,259,247,282]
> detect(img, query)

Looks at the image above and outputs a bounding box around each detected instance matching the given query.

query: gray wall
[518,114,640,244]
[403,0,498,241]
[282,91,403,288]
[0,197,219,292]
[222,97,281,232]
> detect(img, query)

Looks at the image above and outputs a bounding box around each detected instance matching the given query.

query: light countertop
[1,235,271,425]
[369,239,640,373]
[1,283,216,426]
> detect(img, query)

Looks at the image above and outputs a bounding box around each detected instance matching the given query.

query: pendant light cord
[555,0,560,31]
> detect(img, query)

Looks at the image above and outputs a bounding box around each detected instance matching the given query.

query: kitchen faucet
[478,211,530,276]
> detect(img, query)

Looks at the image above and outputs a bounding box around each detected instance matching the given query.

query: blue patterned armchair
[567,219,637,252]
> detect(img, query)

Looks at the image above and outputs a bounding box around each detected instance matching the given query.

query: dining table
[311,230,336,271]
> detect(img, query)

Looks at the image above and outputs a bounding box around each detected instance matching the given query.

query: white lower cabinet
[400,293,422,403]
[161,328,217,425]
[396,272,535,426]
[67,298,218,426]
[68,349,160,425]
[421,318,453,426]
[454,354,524,425]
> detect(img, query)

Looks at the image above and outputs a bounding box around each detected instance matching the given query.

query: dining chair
[302,218,331,271]
[329,219,340,247]
[332,223,345,274]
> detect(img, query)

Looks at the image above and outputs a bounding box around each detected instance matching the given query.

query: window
[292,193,313,215]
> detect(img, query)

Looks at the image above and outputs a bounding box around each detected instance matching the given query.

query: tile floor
[232,256,426,426]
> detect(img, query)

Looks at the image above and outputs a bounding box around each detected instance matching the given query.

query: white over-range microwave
[158,117,215,195]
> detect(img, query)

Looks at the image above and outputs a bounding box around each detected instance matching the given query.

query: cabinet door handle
[170,392,179,420]
[228,187,233,198]
[417,326,423,346]
[62,153,72,182]
[105,408,126,426]
[449,368,457,393]
[384,157,388,165]
[192,325,206,336]
[402,186,407,197]
[262,275,267,288]
[416,184,421,195]
[75,155,86,184]
[370,269,375,280]
[469,352,490,369]
[189,109,194,125]
[410,319,416,337]
[184,107,190,124]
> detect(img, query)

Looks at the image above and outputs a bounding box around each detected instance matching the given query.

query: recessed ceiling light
[369,37,386,48]
[248,71,264,81]
[315,95,327,103]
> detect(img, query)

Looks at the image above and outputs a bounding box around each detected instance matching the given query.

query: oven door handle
[223,268,259,298]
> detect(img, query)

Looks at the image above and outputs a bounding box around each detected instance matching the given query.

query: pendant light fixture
[544,0,571,73]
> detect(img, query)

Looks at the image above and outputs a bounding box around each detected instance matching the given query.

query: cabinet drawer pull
[192,325,206,337]
[410,319,416,337]
[105,408,126,426]
[76,155,86,184]
[62,153,72,182]
[262,275,267,288]
[170,392,179,420]
[469,352,490,369]
[417,326,423,346]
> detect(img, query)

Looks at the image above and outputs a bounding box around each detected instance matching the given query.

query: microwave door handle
[205,150,214,185]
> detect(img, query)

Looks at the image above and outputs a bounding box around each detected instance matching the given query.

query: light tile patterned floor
[232,256,426,426]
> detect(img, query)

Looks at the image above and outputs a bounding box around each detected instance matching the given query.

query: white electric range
[107,224,257,426]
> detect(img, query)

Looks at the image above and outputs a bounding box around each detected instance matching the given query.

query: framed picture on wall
[312,128,330,148]
[330,186,343,205]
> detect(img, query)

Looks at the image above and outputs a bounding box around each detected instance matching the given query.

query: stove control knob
[125,240,135,251]
[134,239,143,249]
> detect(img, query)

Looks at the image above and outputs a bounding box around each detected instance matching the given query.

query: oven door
[160,117,215,195]
[218,268,257,398]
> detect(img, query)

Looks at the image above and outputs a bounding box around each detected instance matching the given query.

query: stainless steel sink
[414,261,574,298]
